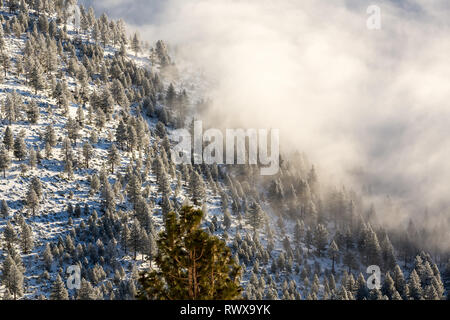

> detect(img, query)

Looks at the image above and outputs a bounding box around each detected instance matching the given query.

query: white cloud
[81,0,450,236]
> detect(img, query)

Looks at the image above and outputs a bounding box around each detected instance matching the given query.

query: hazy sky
[80,0,450,228]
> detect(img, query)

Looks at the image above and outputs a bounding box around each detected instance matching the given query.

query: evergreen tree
[28,148,37,168]
[30,62,45,94]
[3,257,24,300]
[223,209,232,230]
[127,174,142,206]
[107,144,120,174]
[77,278,98,300]
[20,223,33,254]
[50,274,69,300]
[343,250,357,272]
[128,219,144,260]
[328,240,339,273]
[3,126,14,150]
[355,273,369,300]
[13,135,27,161]
[381,272,397,300]
[0,147,11,178]
[115,120,127,149]
[392,264,408,299]
[90,174,100,195]
[43,243,53,271]
[313,224,329,256]
[138,206,242,300]
[381,234,397,271]
[26,187,39,216]
[246,202,265,232]
[82,142,94,168]
[293,220,304,244]
[26,100,39,124]
[189,170,205,205]
[1,199,9,218]
[3,222,17,251]
[407,269,422,300]
[131,32,141,56]
[44,125,57,147]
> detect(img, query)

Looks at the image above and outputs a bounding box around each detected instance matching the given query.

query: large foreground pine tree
[138,206,242,300]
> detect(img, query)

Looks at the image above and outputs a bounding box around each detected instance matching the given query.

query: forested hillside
[0,0,447,300]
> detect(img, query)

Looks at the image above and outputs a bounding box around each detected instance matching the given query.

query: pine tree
[131,32,141,56]
[313,224,329,256]
[166,83,176,109]
[90,174,100,195]
[0,147,11,178]
[392,264,408,299]
[28,148,37,168]
[246,202,265,232]
[381,272,397,300]
[328,240,339,273]
[13,135,27,161]
[82,142,94,168]
[3,257,24,300]
[3,222,17,251]
[43,243,53,271]
[355,273,369,300]
[107,144,120,174]
[26,188,39,216]
[3,126,14,150]
[127,174,142,206]
[138,206,242,300]
[66,117,80,144]
[30,61,45,94]
[44,125,57,147]
[31,176,43,199]
[20,223,33,254]
[407,269,422,300]
[223,209,232,230]
[3,93,18,124]
[1,199,9,218]
[77,278,97,300]
[26,100,39,124]
[50,275,69,300]
[381,234,397,271]
[128,219,144,260]
[343,250,356,272]
[190,170,205,205]
[115,120,127,149]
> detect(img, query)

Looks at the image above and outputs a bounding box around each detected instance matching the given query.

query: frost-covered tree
[407,269,422,300]
[381,234,397,271]
[328,240,339,273]
[26,100,39,124]
[1,199,9,218]
[313,224,329,256]
[77,278,98,300]
[0,147,11,178]
[107,144,120,174]
[128,219,144,260]
[50,274,69,300]
[3,222,17,250]
[2,256,24,300]
[3,126,14,150]
[13,135,27,161]
[189,170,205,205]
[20,223,33,254]
[30,62,45,94]
[131,32,141,56]
[82,142,94,169]
[26,187,39,216]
